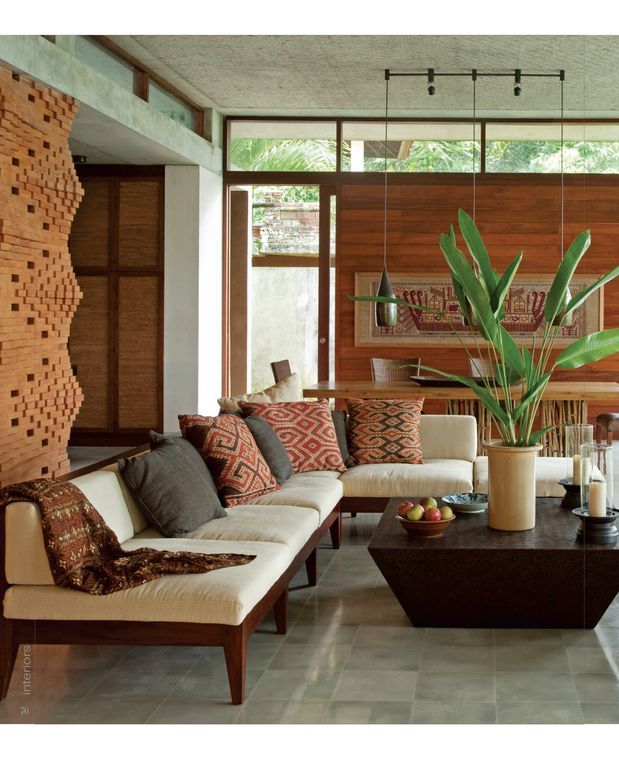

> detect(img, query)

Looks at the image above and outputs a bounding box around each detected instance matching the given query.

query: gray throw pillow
[331,410,354,468]
[244,414,293,485]
[118,434,227,538]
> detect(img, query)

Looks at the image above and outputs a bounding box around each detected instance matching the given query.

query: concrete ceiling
[109,35,619,117]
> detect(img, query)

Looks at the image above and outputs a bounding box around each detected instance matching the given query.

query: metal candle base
[572,507,619,545]
[558,478,581,509]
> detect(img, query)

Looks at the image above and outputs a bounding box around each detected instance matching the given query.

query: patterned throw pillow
[346,398,425,465]
[238,399,347,474]
[179,414,279,507]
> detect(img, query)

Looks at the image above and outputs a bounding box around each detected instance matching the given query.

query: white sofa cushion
[148,503,319,557]
[474,456,569,498]
[252,471,343,523]
[420,415,477,462]
[4,539,291,626]
[100,463,149,535]
[339,460,474,498]
[71,469,137,543]
[5,502,55,585]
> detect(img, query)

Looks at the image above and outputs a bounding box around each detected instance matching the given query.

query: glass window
[74,36,136,93]
[486,124,619,173]
[228,122,337,172]
[148,81,197,131]
[342,122,481,172]
[251,185,319,257]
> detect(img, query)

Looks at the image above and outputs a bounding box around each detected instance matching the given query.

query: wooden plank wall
[69,169,164,445]
[336,175,619,421]
[0,66,84,487]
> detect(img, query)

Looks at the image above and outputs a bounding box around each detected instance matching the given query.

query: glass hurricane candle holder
[565,424,594,483]
[579,442,614,517]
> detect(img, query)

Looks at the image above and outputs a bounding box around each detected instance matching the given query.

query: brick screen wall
[0,66,84,486]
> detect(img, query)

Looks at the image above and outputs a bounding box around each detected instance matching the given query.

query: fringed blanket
[0,479,255,595]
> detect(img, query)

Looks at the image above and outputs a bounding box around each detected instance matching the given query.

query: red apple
[425,507,442,522]
[397,501,415,518]
[420,497,438,510]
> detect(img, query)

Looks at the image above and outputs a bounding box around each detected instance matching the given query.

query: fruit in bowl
[395,498,455,538]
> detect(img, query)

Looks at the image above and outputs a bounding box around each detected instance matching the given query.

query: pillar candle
[588,481,607,517]
[572,455,581,483]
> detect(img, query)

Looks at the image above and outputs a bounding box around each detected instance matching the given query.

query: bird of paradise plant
[352,209,619,447]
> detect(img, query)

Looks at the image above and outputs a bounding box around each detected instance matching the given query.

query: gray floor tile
[574,673,619,703]
[354,626,424,646]
[420,646,494,673]
[283,623,359,645]
[249,669,341,701]
[345,644,420,671]
[45,697,163,724]
[148,699,243,724]
[424,628,494,647]
[333,670,418,702]
[269,644,351,670]
[411,701,497,724]
[495,645,570,672]
[566,647,619,674]
[497,703,583,724]
[560,629,613,648]
[496,672,579,702]
[581,703,619,723]
[495,629,564,647]
[167,669,262,702]
[93,668,188,699]
[415,673,495,702]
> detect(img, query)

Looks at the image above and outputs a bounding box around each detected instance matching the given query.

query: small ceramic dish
[395,514,456,539]
[442,492,488,514]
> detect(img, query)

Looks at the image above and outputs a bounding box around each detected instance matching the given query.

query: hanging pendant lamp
[462,70,478,328]
[375,69,398,327]
[552,70,573,327]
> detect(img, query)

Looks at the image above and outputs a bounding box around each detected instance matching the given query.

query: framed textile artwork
[354,272,604,347]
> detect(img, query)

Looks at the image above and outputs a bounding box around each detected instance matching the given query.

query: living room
[1,3,619,753]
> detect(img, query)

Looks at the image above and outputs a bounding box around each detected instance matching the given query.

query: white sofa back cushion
[5,469,138,586]
[420,415,477,462]
[71,469,137,543]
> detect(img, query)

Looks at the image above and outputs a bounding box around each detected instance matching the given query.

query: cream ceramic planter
[483,442,543,531]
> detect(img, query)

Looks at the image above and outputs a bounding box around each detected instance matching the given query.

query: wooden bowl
[395,513,456,539]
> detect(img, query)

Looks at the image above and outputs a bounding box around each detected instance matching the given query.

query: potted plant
[354,209,619,530]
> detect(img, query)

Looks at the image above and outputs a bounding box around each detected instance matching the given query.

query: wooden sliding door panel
[70,276,111,428]
[69,178,111,267]
[117,275,161,429]
[118,180,162,268]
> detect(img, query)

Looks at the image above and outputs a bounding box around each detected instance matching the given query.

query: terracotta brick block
[0,65,84,486]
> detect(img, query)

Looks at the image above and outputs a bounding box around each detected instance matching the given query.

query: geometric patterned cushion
[179,414,279,507]
[238,399,347,474]
[346,398,424,465]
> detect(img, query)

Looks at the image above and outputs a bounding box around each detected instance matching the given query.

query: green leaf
[512,372,552,422]
[418,364,511,428]
[439,233,498,342]
[521,345,535,387]
[555,328,619,369]
[458,209,498,294]
[564,266,619,317]
[495,325,525,380]
[491,251,523,316]
[527,424,556,446]
[543,230,591,324]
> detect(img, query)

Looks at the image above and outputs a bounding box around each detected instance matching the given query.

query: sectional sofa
[0,413,568,705]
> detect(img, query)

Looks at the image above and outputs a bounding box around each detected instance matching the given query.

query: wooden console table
[303,380,619,456]
[368,498,619,629]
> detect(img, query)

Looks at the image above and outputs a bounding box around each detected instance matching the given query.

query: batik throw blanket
[0,479,255,595]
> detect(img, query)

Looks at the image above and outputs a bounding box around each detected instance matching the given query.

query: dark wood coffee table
[368,498,619,628]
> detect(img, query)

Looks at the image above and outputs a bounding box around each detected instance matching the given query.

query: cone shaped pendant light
[375,69,398,327]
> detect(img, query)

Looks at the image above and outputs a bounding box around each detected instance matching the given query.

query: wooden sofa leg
[273,587,288,635]
[223,624,247,705]
[329,511,342,550]
[351,512,358,518]
[305,548,317,587]
[0,620,19,701]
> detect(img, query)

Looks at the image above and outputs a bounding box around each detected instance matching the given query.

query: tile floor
[1,513,619,725]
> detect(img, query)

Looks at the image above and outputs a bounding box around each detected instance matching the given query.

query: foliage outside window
[487,141,619,173]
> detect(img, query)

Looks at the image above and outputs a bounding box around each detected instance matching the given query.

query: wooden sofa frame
[0,454,342,705]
